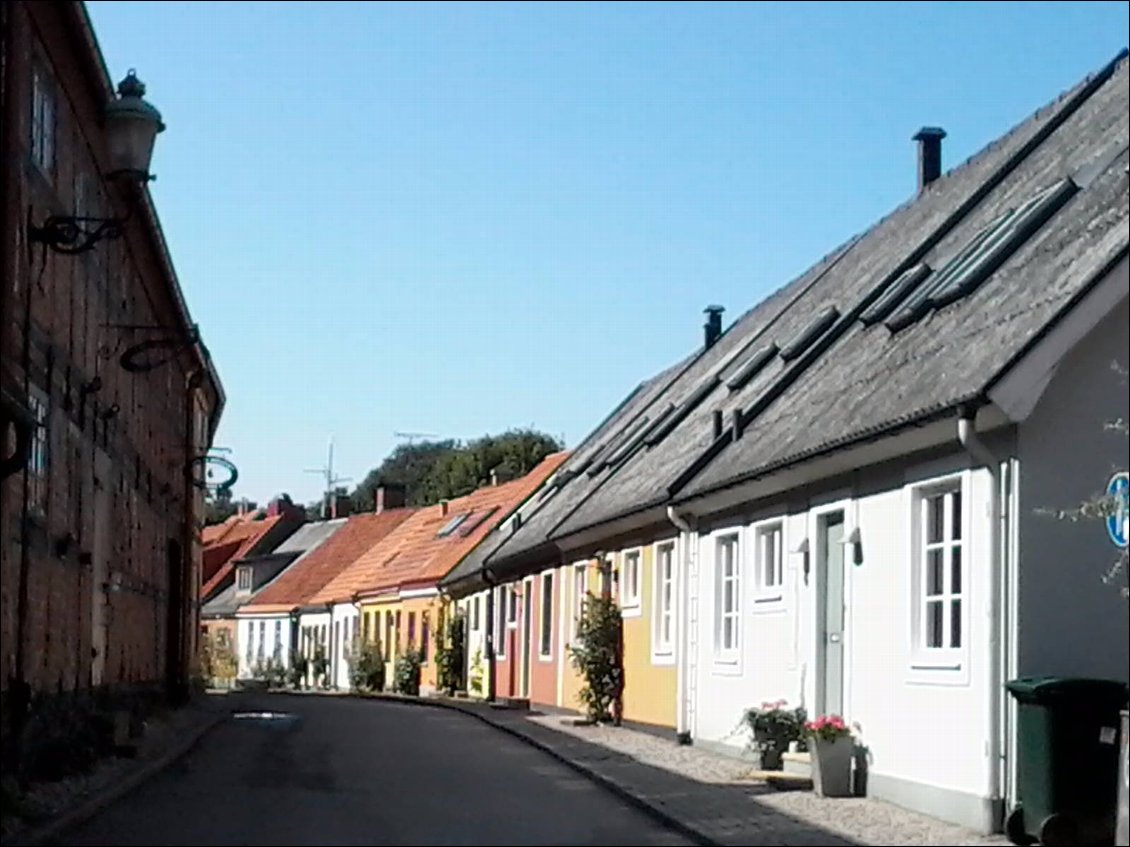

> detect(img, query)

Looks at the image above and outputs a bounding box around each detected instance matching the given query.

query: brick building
[0,0,224,726]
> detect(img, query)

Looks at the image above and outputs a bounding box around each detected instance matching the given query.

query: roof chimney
[913,127,946,192]
[374,483,407,514]
[703,305,725,349]
[439,499,450,517]
[330,493,352,519]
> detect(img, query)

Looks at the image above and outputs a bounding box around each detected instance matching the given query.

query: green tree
[351,429,561,509]
[204,487,238,526]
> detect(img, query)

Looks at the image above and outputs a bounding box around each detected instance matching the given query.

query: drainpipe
[483,568,497,703]
[667,505,696,740]
[957,404,1007,828]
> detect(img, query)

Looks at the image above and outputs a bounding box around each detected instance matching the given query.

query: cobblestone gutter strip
[2,693,242,847]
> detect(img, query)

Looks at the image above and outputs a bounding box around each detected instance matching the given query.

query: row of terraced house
[198,51,1129,836]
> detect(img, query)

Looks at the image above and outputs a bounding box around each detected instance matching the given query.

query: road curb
[5,698,238,847]
[289,689,719,847]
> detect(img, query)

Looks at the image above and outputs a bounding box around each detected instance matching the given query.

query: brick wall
[0,1,221,700]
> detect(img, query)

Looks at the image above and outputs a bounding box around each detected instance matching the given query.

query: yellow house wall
[360,596,401,687]
[618,543,677,729]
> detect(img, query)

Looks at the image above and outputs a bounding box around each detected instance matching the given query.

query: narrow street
[53,695,692,846]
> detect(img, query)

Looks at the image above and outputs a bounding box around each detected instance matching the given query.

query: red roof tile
[312,452,569,605]
[201,514,288,600]
[240,509,415,614]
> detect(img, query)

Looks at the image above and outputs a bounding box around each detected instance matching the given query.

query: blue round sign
[1107,472,1129,549]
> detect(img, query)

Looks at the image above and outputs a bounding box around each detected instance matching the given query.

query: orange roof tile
[201,514,287,600]
[312,452,569,605]
[240,508,415,614]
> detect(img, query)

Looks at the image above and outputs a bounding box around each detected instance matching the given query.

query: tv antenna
[304,436,352,517]
[393,431,441,445]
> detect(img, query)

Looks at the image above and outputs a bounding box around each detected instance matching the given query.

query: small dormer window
[236,567,252,591]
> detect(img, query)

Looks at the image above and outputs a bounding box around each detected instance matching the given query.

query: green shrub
[394,649,423,696]
[434,610,466,696]
[567,592,623,723]
[311,647,330,689]
[287,650,309,689]
[468,648,484,697]
[348,637,386,693]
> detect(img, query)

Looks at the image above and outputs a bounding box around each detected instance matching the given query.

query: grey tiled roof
[446,51,1129,587]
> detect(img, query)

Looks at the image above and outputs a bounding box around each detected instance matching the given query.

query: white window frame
[713,530,742,668]
[31,63,56,174]
[908,472,970,684]
[752,520,786,608]
[619,547,642,616]
[506,584,518,628]
[570,562,588,643]
[237,566,252,591]
[651,540,676,664]
[494,587,506,659]
[539,571,554,660]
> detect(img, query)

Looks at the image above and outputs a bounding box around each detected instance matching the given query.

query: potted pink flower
[805,714,854,797]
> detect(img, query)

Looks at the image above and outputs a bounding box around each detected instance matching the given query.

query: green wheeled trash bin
[1005,677,1129,847]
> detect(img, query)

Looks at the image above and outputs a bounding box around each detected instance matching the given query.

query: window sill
[538,652,554,663]
[650,651,675,667]
[907,652,970,686]
[711,655,743,676]
[620,603,642,619]
[751,593,786,613]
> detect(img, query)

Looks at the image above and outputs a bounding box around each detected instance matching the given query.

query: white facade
[237,614,293,679]
[297,610,332,687]
[681,280,1129,834]
[331,602,360,690]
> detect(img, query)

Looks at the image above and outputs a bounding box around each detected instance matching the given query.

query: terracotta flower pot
[811,736,854,797]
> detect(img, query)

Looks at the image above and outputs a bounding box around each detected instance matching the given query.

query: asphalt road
[56,695,692,846]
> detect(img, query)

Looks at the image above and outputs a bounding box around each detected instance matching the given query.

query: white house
[433,51,1129,836]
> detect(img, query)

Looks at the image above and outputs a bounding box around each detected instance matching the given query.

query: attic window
[437,512,471,538]
[725,343,779,391]
[887,178,1078,332]
[458,506,500,537]
[237,567,252,591]
[779,307,840,362]
[859,264,932,327]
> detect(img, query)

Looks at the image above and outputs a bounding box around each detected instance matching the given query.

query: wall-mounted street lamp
[28,70,165,255]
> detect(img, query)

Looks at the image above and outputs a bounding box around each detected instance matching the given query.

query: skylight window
[886,178,1078,332]
[859,264,932,327]
[589,414,652,475]
[437,512,471,538]
[643,376,720,448]
[725,343,779,391]
[779,306,840,362]
[457,506,500,537]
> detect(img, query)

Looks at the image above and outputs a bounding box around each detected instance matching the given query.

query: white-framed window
[257,621,266,661]
[571,563,587,642]
[31,63,56,174]
[920,485,963,650]
[27,389,49,515]
[909,476,969,680]
[237,567,252,591]
[245,622,254,666]
[752,521,785,605]
[714,532,741,662]
[273,620,282,658]
[506,584,518,626]
[495,587,506,659]
[652,541,675,662]
[619,548,642,614]
[539,571,554,659]
[471,595,480,631]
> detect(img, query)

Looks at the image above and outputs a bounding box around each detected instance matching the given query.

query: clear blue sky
[86,1,1128,506]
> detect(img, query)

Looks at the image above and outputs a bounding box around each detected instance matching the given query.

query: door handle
[828,633,841,644]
